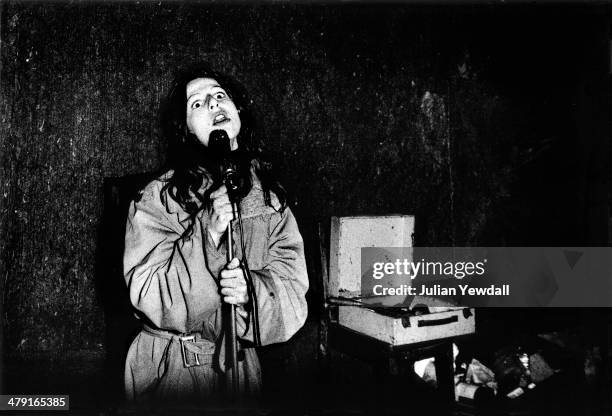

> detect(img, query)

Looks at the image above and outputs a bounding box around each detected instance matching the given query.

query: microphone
[208,130,241,203]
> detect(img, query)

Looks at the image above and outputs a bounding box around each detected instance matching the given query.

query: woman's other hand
[219,258,249,308]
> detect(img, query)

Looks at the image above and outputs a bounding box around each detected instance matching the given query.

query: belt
[142,324,216,368]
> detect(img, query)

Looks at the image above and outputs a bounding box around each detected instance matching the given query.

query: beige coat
[123,171,308,403]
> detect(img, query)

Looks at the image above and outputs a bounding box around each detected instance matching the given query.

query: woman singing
[123,63,308,403]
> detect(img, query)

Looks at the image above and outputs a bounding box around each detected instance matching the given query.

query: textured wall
[0,3,608,359]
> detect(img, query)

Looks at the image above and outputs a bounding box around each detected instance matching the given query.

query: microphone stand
[226,199,240,399]
[208,129,242,399]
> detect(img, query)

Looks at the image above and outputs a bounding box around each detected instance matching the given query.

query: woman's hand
[220,258,249,309]
[207,185,234,246]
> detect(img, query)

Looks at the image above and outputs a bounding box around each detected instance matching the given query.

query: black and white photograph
[1,0,612,415]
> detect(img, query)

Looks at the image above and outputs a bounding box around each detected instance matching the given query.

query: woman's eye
[191,101,202,109]
[215,92,226,100]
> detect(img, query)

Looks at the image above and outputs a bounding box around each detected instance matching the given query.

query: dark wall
[1,1,610,363]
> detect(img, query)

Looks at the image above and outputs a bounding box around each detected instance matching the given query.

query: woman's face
[185,77,241,150]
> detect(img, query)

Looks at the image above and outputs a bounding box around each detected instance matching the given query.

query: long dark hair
[161,63,286,223]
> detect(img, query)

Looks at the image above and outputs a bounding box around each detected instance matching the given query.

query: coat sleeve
[237,207,309,344]
[123,185,221,334]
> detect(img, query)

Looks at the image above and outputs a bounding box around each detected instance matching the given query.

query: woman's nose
[208,96,219,110]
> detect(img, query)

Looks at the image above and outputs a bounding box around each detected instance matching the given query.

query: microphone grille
[208,129,232,157]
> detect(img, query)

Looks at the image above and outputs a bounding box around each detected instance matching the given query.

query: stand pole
[226,201,240,398]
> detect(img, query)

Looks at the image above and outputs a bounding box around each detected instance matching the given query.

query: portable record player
[327,215,476,346]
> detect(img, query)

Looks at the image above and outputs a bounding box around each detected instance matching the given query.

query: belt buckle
[179,335,201,368]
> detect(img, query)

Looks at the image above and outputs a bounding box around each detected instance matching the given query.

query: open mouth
[213,113,229,125]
